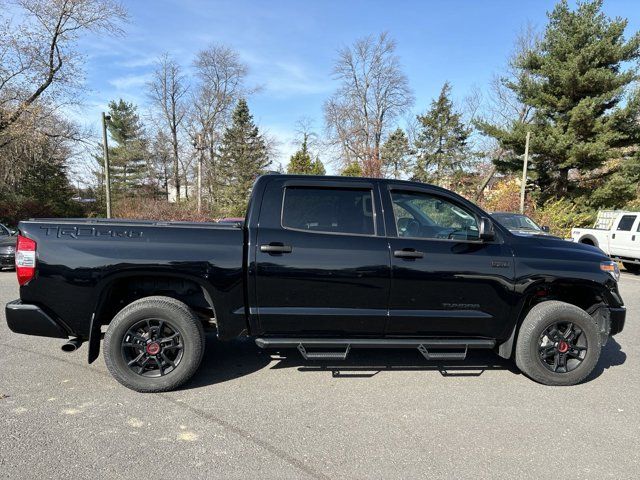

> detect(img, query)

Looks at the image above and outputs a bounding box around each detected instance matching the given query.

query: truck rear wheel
[515,301,601,386]
[103,296,205,393]
[623,262,640,274]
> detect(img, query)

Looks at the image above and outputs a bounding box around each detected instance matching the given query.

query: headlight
[600,261,620,281]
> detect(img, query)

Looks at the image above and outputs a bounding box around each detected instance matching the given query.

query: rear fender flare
[87,270,218,364]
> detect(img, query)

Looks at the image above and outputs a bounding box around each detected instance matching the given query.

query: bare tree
[292,117,320,150]
[0,0,127,136]
[148,129,173,200]
[485,24,538,128]
[189,44,249,206]
[324,32,414,177]
[474,25,538,199]
[147,53,189,201]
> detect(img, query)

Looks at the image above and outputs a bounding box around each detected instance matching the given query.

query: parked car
[0,223,16,270]
[490,212,552,236]
[571,212,640,273]
[5,175,625,392]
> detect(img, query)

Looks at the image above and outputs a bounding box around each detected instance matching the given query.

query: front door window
[391,191,479,241]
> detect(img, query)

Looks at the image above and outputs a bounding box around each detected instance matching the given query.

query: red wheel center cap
[146,342,161,355]
[557,341,569,353]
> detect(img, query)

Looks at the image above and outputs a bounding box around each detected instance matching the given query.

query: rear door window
[282,187,375,236]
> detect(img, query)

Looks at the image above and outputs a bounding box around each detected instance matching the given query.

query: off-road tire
[104,296,205,392]
[515,301,601,386]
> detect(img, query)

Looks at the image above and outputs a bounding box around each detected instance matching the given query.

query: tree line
[0,0,127,224]
[1,0,639,227]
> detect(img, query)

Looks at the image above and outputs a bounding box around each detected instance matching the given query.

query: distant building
[167,185,194,203]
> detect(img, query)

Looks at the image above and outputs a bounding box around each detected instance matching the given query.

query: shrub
[531,199,595,238]
[0,194,85,228]
[113,198,217,222]
[624,196,640,211]
[478,177,534,215]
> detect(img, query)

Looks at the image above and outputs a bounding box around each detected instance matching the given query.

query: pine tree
[286,134,326,175]
[477,0,640,202]
[414,82,471,184]
[341,162,363,177]
[18,156,83,218]
[106,99,149,195]
[310,158,326,175]
[217,99,270,216]
[381,128,413,179]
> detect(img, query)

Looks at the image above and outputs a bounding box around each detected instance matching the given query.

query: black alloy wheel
[122,318,184,377]
[538,321,587,373]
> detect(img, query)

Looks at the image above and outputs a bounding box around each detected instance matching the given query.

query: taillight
[16,235,36,286]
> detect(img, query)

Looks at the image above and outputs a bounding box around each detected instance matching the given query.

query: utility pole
[519,131,531,214]
[101,112,112,218]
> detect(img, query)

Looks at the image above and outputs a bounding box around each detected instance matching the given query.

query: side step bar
[255,338,495,362]
[297,343,351,361]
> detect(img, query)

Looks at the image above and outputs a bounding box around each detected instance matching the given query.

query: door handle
[394,249,424,259]
[260,243,292,254]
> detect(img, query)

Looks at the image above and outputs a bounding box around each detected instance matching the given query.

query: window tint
[282,187,375,235]
[0,225,8,236]
[617,215,636,231]
[392,203,419,235]
[492,214,541,231]
[391,191,479,240]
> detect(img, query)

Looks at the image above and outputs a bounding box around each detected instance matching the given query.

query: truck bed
[15,218,246,342]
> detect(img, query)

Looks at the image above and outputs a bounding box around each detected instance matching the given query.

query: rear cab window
[282,187,375,236]
[617,215,637,231]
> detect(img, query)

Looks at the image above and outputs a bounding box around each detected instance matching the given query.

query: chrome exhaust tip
[61,338,82,353]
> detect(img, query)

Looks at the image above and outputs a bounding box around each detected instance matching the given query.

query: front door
[384,187,515,338]
[254,179,390,336]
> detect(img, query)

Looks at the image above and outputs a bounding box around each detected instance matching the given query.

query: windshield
[0,225,10,236]
[492,213,542,231]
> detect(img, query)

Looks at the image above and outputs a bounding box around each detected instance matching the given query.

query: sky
[69,0,640,176]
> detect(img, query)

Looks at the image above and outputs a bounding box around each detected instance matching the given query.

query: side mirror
[11,230,17,236]
[478,217,495,241]
[541,225,550,233]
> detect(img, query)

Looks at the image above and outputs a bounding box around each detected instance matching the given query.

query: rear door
[253,177,390,336]
[610,214,638,258]
[383,185,515,338]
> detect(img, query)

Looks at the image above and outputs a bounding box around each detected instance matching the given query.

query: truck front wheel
[515,301,601,386]
[103,296,205,392]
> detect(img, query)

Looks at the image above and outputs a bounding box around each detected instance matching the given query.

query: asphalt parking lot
[1,270,639,479]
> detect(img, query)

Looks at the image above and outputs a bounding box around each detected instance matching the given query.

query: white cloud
[265,61,331,95]
[116,56,158,69]
[108,73,153,90]
[239,50,331,98]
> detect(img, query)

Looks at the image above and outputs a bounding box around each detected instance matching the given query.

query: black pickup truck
[5,175,626,392]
